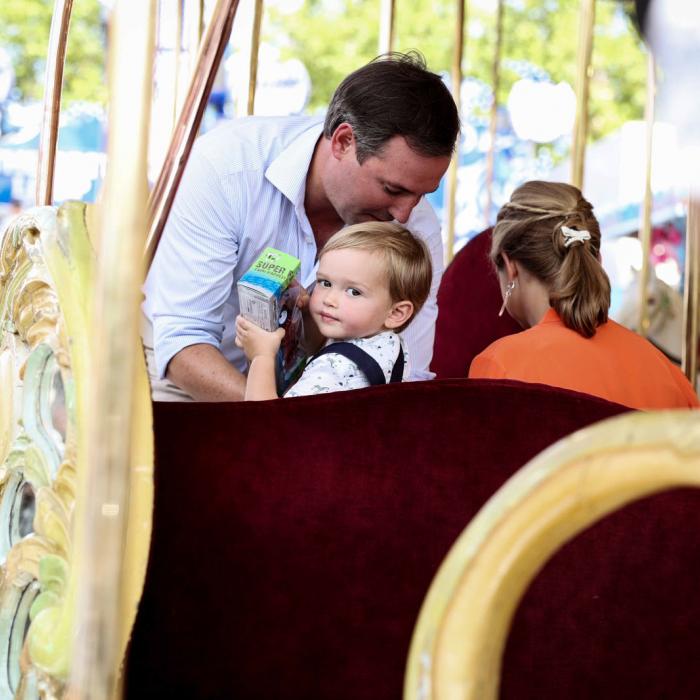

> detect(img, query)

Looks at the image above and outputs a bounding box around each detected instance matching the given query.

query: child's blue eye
[347,288,362,297]
[317,279,331,288]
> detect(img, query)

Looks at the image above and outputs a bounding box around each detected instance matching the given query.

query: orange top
[469,309,699,410]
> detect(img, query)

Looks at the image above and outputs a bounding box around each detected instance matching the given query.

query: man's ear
[384,300,414,330]
[330,123,355,160]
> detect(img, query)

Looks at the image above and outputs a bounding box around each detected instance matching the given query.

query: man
[142,52,460,401]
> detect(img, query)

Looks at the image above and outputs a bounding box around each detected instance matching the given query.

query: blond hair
[320,222,432,332]
[491,181,611,338]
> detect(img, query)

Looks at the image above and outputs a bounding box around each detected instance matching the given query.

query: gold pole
[444,0,466,264]
[68,0,155,697]
[247,0,264,116]
[36,0,74,206]
[570,0,595,189]
[683,193,700,387]
[637,52,655,337]
[173,0,184,123]
[198,0,206,42]
[484,0,504,228]
[144,0,241,266]
[378,0,396,55]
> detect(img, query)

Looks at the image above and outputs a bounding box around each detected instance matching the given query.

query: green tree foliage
[266,0,647,143]
[0,0,646,145]
[0,0,106,105]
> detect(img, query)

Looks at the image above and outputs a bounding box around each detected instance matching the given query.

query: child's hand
[235,315,285,361]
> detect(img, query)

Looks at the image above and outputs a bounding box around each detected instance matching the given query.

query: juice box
[237,247,301,331]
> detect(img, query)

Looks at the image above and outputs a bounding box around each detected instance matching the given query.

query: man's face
[326,129,451,225]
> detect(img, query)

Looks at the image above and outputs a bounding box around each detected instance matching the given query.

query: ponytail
[550,237,610,338]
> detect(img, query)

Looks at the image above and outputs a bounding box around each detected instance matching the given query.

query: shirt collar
[539,308,562,325]
[265,118,324,210]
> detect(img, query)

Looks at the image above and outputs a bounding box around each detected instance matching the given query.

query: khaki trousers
[141,316,194,402]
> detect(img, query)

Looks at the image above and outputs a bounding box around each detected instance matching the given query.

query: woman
[468,181,698,410]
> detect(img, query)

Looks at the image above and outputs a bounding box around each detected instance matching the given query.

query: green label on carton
[241,247,300,295]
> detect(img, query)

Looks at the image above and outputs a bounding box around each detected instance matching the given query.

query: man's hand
[235,315,285,361]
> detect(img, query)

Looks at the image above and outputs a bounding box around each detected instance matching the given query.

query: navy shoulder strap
[313,341,404,386]
[390,344,405,383]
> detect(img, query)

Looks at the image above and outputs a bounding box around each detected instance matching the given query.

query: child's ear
[384,300,414,330]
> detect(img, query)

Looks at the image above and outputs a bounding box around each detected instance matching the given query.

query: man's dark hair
[323,51,460,163]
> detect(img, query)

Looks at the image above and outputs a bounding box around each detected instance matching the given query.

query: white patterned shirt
[284,331,407,397]
[142,115,443,381]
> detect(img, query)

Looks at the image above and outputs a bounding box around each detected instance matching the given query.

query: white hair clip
[561,225,591,247]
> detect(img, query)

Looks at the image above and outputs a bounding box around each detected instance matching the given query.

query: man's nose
[389,196,420,224]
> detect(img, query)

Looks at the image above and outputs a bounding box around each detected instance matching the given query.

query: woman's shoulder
[469,317,577,378]
[599,318,677,358]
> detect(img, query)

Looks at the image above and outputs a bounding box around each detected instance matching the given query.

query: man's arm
[166,344,247,402]
[144,132,243,398]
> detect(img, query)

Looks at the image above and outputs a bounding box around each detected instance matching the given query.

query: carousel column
[145,0,240,265]
[378,0,396,55]
[637,53,656,337]
[483,0,504,228]
[247,0,264,115]
[36,0,74,206]
[444,0,467,264]
[570,0,595,189]
[683,195,700,388]
[68,2,155,698]
[174,0,185,121]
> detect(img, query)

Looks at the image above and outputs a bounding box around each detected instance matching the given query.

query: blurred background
[0,0,689,351]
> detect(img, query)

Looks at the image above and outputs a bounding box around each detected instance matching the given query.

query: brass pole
[247,0,264,115]
[484,0,504,228]
[378,0,396,55]
[445,0,466,264]
[144,0,241,266]
[68,1,155,697]
[173,0,184,122]
[36,0,74,206]
[199,0,206,41]
[683,193,700,386]
[637,52,655,337]
[570,0,595,189]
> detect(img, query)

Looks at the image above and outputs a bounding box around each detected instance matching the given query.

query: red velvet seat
[432,229,520,379]
[501,485,700,699]
[124,379,635,699]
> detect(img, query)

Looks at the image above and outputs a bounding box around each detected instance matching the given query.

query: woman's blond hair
[320,222,432,332]
[491,180,611,338]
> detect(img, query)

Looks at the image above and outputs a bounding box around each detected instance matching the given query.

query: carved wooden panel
[0,203,153,699]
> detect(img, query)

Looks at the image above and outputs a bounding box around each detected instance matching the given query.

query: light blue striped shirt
[142,115,444,381]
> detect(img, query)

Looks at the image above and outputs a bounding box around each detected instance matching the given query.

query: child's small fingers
[234,336,243,348]
[275,328,286,340]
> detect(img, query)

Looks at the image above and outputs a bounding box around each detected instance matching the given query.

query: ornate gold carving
[0,202,153,697]
[0,207,75,696]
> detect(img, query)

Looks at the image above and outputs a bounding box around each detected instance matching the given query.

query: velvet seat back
[432,229,520,379]
[125,379,632,699]
[501,485,700,698]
